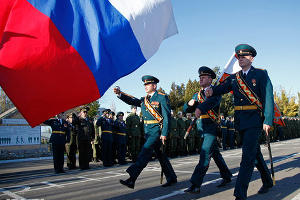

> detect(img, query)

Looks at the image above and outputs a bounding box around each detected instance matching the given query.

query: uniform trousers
[190,133,232,186]
[126,132,177,182]
[234,127,273,199]
[52,143,65,172]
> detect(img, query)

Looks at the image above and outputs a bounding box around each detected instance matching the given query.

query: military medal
[252,79,256,86]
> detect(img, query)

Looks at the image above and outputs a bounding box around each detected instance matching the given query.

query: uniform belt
[228,128,235,130]
[52,131,65,134]
[144,120,159,124]
[234,105,257,110]
[200,114,210,119]
[102,130,112,133]
[221,126,227,129]
[116,132,126,136]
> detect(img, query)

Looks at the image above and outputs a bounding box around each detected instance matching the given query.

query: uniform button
[240,99,243,101]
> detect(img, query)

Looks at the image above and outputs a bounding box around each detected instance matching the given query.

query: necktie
[242,73,247,79]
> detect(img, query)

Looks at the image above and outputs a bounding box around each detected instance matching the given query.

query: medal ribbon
[144,96,163,124]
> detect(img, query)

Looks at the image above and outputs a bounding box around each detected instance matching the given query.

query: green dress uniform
[168,116,178,158]
[118,76,177,187]
[185,118,196,154]
[194,119,202,154]
[118,90,177,184]
[183,66,232,193]
[212,44,274,199]
[183,88,232,190]
[177,117,186,156]
[44,118,69,173]
[126,113,142,162]
[92,120,101,162]
[66,118,78,169]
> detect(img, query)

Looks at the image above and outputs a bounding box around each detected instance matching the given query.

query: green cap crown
[142,75,159,85]
[235,44,257,57]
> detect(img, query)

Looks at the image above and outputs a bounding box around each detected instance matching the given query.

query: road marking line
[150,152,300,200]
[0,188,27,199]
[291,191,300,200]
[41,181,64,188]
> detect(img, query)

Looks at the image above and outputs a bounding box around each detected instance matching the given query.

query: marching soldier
[184,66,232,194]
[96,109,114,167]
[206,44,274,199]
[126,106,143,162]
[44,112,69,173]
[65,113,78,169]
[113,112,127,165]
[114,75,177,189]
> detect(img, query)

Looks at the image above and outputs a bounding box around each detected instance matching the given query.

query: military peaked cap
[131,105,137,109]
[102,109,111,114]
[80,106,90,112]
[117,112,124,117]
[198,66,216,79]
[142,75,159,85]
[235,44,257,57]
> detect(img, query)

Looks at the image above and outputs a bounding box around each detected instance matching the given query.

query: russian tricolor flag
[0,0,178,127]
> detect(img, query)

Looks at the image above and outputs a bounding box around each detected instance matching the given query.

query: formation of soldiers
[44,44,297,200]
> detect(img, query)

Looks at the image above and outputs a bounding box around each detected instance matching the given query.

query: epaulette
[256,68,265,71]
[120,91,134,98]
[158,92,166,95]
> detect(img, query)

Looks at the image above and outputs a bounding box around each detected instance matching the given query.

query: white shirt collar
[148,91,155,97]
[242,67,251,75]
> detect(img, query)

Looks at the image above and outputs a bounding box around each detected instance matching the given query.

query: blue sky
[99,0,300,113]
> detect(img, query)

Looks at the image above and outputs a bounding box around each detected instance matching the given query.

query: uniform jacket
[168,117,178,137]
[71,114,95,142]
[183,87,221,135]
[118,90,171,137]
[113,119,127,144]
[213,66,274,131]
[177,118,186,137]
[126,113,142,137]
[44,118,69,145]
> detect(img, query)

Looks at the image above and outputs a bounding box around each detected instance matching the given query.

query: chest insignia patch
[252,79,256,87]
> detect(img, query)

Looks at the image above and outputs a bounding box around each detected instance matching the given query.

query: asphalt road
[0,138,299,200]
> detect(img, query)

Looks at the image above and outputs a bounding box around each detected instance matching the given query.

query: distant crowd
[44,106,299,173]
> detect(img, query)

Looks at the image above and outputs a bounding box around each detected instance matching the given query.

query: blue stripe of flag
[26,0,146,95]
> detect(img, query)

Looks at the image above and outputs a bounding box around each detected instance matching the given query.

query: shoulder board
[256,68,265,71]
[158,92,166,95]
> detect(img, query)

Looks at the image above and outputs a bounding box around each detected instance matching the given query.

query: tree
[220,93,234,117]
[184,79,201,103]
[168,82,185,113]
[86,100,100,119]
[274,89,299,117]
[0,88,14,113]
